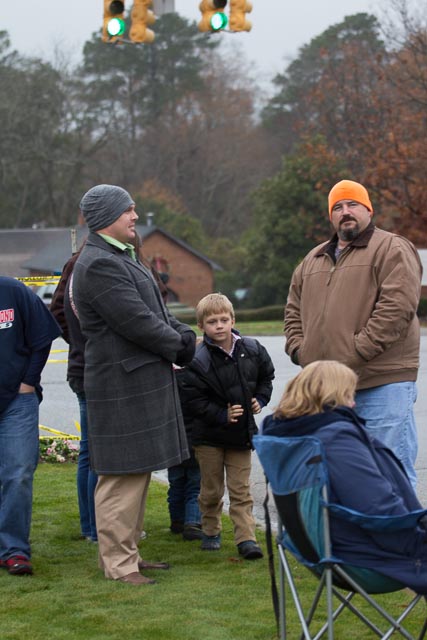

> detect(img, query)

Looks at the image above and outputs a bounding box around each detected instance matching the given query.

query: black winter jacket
[179,333,274,450]
[174,367,199,468]
[50,254,85,395]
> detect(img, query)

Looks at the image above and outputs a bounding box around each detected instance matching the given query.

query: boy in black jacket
[179,294,274,559]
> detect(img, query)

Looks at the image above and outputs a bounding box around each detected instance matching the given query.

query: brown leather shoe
[118,572,156,585]
[138,559,170,571]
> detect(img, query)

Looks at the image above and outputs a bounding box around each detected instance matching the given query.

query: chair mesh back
[274,493,321,563]
[254,435,329,564]
[254,434,411,593]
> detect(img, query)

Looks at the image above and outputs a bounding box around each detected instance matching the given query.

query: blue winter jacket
[262,407,427,593]
[0,277,61,414]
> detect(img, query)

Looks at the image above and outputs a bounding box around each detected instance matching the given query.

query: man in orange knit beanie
[284,179,423,488]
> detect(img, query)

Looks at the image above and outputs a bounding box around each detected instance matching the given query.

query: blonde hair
[274,360,358,419]
[196,293,235,326]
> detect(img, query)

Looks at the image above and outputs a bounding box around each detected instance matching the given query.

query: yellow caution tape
[18,276,60,281]
[39,425,80,440]
[17,276,60,287]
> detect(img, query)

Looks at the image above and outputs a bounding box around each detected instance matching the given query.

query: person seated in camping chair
[261,360,427,594]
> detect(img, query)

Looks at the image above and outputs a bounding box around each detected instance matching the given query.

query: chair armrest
[326,502,427,532]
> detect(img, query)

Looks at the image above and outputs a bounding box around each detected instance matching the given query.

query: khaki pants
[95,472,151,579]
[194,445,256,545]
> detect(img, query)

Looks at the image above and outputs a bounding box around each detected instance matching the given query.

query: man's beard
[337,216,360,242]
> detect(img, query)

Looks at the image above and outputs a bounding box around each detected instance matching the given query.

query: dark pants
[167,464,201,525]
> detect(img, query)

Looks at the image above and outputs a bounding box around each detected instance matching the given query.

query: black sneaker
[201,534,221,551]
[170,521,184,534]
[183,523,204,541]
[237,541,263,560]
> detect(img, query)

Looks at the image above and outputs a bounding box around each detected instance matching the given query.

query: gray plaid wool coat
[72,233,191,475]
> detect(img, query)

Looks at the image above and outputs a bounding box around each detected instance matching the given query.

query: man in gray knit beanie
[80,184,135,233]
[72,183,196,587]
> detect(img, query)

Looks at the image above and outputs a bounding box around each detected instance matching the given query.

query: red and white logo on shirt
[0,307,14,329]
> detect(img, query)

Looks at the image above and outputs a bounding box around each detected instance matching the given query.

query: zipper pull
[327,266,335,285]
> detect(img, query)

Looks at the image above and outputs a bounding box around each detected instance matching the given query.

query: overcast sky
[3,0,382,84]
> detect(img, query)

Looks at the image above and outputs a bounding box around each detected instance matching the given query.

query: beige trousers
[95,472,151,579]
[194,445,256,545]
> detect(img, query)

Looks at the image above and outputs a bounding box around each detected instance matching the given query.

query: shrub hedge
[173,305,284,324]
[418,298,427,320]
[174,300,427,323]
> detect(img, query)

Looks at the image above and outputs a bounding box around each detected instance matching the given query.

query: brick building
[419,249,427,299]
[138,224,221,307]
[0,223,221,308]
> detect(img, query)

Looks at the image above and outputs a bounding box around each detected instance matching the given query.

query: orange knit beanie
[328,180,373,219]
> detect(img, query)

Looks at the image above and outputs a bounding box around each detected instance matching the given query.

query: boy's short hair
[196,293,235,325]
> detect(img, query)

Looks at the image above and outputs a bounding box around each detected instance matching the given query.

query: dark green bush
[235,305,284,322]
[173,305,285,324]
[173,311,197,324]
[418,298,427,319]
[174,300,426,324]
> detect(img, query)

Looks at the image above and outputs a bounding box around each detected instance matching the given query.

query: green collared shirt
[98,233,136,261]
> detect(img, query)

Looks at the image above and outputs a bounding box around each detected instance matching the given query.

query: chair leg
[419,620,427,640]
[334,565,421,640]
[381,595,423,640]
[278,546,286,640]
[332,589,384,636]
[278,548,426,640]
[417,598,427,640]
[278,545,314,639]
[304,573,328,632]
[325,566,334,640]
[315,593,357,640]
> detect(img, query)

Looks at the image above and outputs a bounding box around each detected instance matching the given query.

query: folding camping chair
[253,434,427,640]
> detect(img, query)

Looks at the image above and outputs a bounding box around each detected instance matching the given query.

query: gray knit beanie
[80,184,135,233]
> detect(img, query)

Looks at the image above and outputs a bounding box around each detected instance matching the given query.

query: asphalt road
[39,332,427,528]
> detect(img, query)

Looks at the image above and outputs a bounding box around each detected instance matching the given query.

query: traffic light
[229,0,252,32]
[103,0,126,42]
[198,0,228,33]
[130,0,156,43]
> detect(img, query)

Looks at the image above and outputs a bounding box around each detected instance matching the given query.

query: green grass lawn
[0,464,277,640]
[189,320,426,337]
[233,321,284,336]
[2,465,425,640]
[190,320,284,337]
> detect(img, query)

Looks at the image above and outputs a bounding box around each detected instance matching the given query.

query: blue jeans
[167,464,201,525]
[76,393,98,541]
[0,393,39,560]
[355,382,418,489]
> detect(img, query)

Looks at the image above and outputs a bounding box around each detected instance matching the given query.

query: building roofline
[137,225,222,271]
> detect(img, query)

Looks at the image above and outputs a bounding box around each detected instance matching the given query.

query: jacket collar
[203,328,241,352]
[262,406,365,438]
[88,231,118,253]
[193,329,242,374]
[315,222,376,258]
[87,232,154,278]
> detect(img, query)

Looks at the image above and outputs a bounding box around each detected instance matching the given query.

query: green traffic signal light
[198,0,228,33]
[211,12,228,31]
[107,17,126,36]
